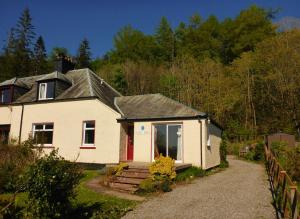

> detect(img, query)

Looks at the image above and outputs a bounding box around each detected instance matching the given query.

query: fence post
[290,185,298,219]
[280,170,289,218]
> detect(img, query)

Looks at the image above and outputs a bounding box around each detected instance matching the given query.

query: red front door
[127,126,134,161]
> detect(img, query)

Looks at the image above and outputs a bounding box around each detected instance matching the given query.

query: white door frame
[152,123,183,163]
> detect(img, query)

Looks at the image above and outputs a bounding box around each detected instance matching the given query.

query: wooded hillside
[1,5,300,139]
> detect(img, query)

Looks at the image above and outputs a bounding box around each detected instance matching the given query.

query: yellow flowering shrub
[149,155,176,181]
[113,162,129,176]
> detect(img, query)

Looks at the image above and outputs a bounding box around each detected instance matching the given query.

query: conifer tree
[15,8,36,77]
[0,28,18,81]
[33,36,48,75]
[155,17,175,63]
[76,38,91,68]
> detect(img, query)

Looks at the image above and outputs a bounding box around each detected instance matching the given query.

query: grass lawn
[0,170,137,219]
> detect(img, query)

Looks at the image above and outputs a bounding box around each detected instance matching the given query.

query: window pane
[39,84,46,99]
[168,125,182,160]
[154,125,167,158]
[85,122,95,128]
[46,82,54,99]
[0,130,10,145]
[34,131,53,145]
[34,124,43,130]
[43,131,53,144]
[84,129,95,144]
[34,131,43,144]
[1,88,11,103]
[45,124,53,130]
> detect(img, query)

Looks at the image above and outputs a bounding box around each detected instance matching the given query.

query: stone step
[124,168,149,173]
[115,176,145,185]
[109,182,139,193]
[120,171,149,179]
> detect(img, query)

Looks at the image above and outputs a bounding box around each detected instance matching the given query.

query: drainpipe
[199,119,203,168]
[18,104,24,144]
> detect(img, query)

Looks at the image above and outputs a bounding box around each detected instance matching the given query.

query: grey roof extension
[115,93,207,120]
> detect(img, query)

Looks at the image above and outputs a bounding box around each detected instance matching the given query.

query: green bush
[149,155,176,181]
[253,142,264,161]
[271,142,300,182]
[244,150,255,160]
[159,179,172,192]
[25,149,83,218]
[139,178,156,193]
[113,162,129,176]
[271,141,287,157]
[227,142,243,156]
[219,160,229,168]
[0,138,39,193]
[175,166,205,182]
[220,133,229,167]
[139,156,177,193]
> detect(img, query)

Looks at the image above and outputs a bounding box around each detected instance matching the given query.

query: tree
[226,5,276,63]
[76,38,91,68]
[33,36,48,75]
[110,25,157,63]
[230,52,257,134]
[14,8,36,77]
[3,28,17,55]
[112,68,128,94]
[0,29,18,81]
[155,17,175,63]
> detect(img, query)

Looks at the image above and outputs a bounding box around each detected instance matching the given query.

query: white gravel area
[123,156,276,219]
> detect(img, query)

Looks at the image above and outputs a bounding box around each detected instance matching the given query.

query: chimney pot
[55,54,75,73]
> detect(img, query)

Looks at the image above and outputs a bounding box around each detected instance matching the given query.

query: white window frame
[38,83,54,100]
[32,123,54,146]
[0,90,4,103]
[82,121,95,147]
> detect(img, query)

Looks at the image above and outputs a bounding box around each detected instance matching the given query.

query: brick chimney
[55,53,75,73]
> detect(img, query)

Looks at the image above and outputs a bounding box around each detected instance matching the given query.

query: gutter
[114,98,124,116]
[116,114,208,123]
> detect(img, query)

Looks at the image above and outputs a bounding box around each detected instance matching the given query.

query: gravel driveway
[123,156,276,219]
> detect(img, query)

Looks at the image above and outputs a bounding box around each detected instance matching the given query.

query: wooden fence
[265,145,300,219]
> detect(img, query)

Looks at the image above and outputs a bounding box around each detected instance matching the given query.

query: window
[153,124,182,161]
[39,82,54,100]
[82,121,95,146]
[0,88,11,104]
[33,123,54,146]
[0,125,10,145]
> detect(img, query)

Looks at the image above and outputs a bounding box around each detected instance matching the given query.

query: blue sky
[1,0,300,58]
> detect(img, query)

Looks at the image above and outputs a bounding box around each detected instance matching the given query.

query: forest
[1,5,300,140]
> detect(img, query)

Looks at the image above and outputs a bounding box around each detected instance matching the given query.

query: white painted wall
[204,121,222,169]
[0,99,121,164]
[133,120,202,166]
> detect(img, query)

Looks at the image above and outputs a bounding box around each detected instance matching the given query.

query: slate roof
[36,71,71,84]
[115,93,207,120]
[0,69,208,120]
[1,69,121,111]
[0,77,30,89]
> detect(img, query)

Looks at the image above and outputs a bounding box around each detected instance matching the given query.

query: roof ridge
[118,93,160,98]
[85,68,95,96]
[86,69,122,97]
